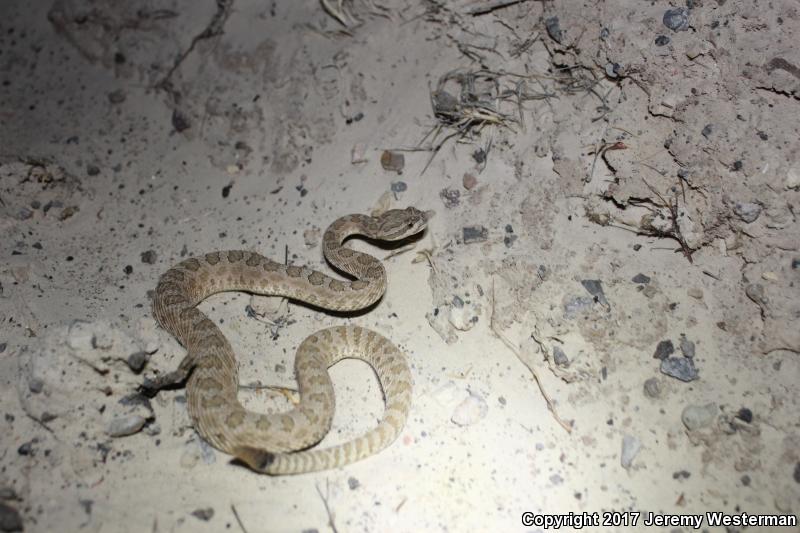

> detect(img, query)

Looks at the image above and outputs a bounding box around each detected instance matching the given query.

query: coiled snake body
[152,207,428,474]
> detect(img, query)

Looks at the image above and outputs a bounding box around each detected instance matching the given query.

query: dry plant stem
[316,480,340,533]
[231,504,249,533]
[489,279,572,434]
[641,178,695,262]
[320,0,350,27]
[466,0,535,16]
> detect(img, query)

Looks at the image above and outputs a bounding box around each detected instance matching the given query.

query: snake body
[152,207,427,474]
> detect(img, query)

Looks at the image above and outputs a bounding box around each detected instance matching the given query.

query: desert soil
[0,0,798,532]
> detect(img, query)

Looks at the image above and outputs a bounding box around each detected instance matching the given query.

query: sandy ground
[1,0,799,532]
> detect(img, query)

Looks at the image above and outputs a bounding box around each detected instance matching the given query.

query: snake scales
[152,207,428,474]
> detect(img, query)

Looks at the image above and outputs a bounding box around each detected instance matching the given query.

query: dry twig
[488,278,572,433]
[316,480,339,533]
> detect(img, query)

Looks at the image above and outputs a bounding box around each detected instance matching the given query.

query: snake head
[376,206,429,241]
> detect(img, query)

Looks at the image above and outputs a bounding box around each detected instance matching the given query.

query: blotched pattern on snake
[152,207,427,474]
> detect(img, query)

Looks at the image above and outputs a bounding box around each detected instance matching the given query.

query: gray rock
[380,151,405,173]
[552,345,569,367]
[643,377,661,398]
[126,351,149,373]
[390,181,407,193]
[632,273,651,284]
[621,435,642,468]
[451,391,488,426]
[107,415,147,437]
[581,279,609,307]
[140,250,157,264]
[463,226,488,244]
[734,202,762,223]
[701,124,713,138]
[0,501,23,532]
[191,508,214,521]
[28,377,44,394]
[653,340,674,360]
[348,477,360,490]
[660,356,698,382]
[439,187,460,208]
[654,35,670,46]
[563,296,594,318]
[745,283,767,306]
[679,336,695,358]
[663,7,689,31]
[545,16,563,43]
[108,89,126,104]
[681,403,717,430]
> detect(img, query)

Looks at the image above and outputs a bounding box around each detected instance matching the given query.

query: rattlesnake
[152,207,428,475]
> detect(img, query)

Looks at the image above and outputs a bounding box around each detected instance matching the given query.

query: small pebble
[503,225,516,248]
[108,90,126,104]
[172,109,190,132]
[741,475,751,486]
[124,265,133,275]
[17,441,33,456]
[673,470,691,479]
[451,391,488,427]
[687,287,703,299]
[0,501,23,532]
[745,283,767,306]
[632,273,650,284]
[126,351,149,373]
[552,345,569,367]
[679,336,695,358]
[732,160,743,171]
[462,226,488,244]
[545,16,563,43]
[16,207,33,221]
[660,356,698,381]
[350,143,367,164]
[654,35,670,46]
[86,165,100,176]
[107,414,147,437]
[701,124,713,138]
[549,474,563,485]
[563,296,594,318]
[620,435,641,469]
[140,250,157,264]
[348,477,360,490]
[432,90,459,116]
[439,188,461,208]
[736,407,753,423]
[643,377,661,398]
[580,279,609,307]
[191,508,214,521]
[390,181,407,193]
[462,173,478,190]
[380,150,404,173]
[653,340,674,360]
[733,202,762,223]
[681,403,717,430]
[663,7,689,31]
[28,377,44,394]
